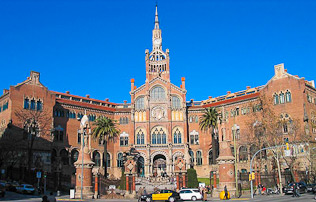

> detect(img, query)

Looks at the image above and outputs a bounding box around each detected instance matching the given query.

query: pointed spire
[154,5,159,29]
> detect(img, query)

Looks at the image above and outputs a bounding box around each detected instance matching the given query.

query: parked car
[0,184,5,197]
[307,183,316,192]
[179,188,202,201]
[312,185,316,193]
[5,181,19,192]
[16,184,35,194]
[139,189,180,202]
[0,180,6,187]
[283,182,307,194]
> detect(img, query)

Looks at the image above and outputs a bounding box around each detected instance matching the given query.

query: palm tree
[199,107,219,165]
[92,116,120,178]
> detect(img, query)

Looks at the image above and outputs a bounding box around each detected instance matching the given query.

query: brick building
[0,6,316,186]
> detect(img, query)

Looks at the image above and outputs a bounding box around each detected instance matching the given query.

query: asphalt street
[0,191,315,201]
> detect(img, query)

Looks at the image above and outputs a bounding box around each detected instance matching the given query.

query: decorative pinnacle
[155,5,159,29]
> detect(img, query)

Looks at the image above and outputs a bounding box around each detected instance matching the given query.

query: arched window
[279,92,285,104]
[60,149,69,165]
[189,150,194,164]
[150,86,165,100]
[120,132,129,146]
[261,144,267,160]
[273,94,279,105]
[195,116,199,123]
[286,90,292,103]
[151,127,167,144]
[30,99,36,110]
[250,145,257,158]
[190,130,199,145]
[189,116,193,123]
[173,128,182,144]
[93,151,101,167]
[239,146,248,162]
[208,149,213,165]
[117,153,123,167]
[51,149,57,163]
[196,151,202,165]
[172,96,181,109]
[135,97,145,110]
[36,100,42,111]
[24,98,29,109]
[71,150,79,165]
[136,129,145,145]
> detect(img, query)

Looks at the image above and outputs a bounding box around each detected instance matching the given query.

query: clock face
[154,39,161,45]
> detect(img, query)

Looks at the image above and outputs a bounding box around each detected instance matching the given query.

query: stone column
[74,147,95,199]
[216,140,235,196]
[74,115,95,199]
[213,172,217,188]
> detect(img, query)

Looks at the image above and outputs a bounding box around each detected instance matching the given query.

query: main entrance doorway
[153,154,166,177]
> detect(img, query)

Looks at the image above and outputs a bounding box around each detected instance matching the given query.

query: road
[1,191,315,201]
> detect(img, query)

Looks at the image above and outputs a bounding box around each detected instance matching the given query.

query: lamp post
[233,123,238,197]
[80,127,86,200]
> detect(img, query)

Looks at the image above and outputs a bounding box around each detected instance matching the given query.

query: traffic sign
[36,171,41,178]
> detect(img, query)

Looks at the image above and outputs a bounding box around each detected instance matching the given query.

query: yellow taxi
[141,189,180,202]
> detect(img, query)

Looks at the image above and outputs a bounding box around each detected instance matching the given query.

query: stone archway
[137,156,145,177]
[153,154,166,177]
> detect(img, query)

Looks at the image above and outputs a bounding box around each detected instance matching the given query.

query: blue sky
[0,0,315,103]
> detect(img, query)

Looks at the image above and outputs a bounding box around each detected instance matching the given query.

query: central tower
[130,5,188,181]
[145,5,170,82]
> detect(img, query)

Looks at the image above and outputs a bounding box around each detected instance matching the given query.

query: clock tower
[145,5,170,82]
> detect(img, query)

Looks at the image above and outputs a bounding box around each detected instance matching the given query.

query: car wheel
[169,196,175,202]
[191,196,197,201]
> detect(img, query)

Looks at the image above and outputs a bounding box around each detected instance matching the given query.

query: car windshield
[193,190,200,193]
[25,185,33,189]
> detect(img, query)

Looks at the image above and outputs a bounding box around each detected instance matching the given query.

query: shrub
[187,168,199,188]
[119,170,126,190]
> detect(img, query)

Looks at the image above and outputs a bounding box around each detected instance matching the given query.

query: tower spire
[155,5,159,29]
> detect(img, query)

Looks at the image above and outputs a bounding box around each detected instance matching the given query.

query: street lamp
[232,123,238,197]
[77,114,91,200]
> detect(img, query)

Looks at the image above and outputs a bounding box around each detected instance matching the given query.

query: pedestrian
[292,183,297,197]
[224,185,229,200]
[258,184,262,195]
[143,187,147,195]
[211,185,214,197]
[138,187,143,200]
[296,184,301,197]
[203,187,207,201]
[47,192,56,202]
[238,183,242,198]
[42,195,48,202]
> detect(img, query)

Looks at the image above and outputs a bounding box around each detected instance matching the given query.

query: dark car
[139,189,180,202]
[284,182,307,194]
[0,185,5,197]
[307,183,316,192]
[5,181,19,192]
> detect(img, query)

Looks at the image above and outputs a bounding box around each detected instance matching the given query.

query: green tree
[187,168,199,188]
[199,107,219,164]
[92,116,120,178]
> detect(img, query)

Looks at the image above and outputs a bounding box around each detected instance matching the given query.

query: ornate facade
[0,6,316,185]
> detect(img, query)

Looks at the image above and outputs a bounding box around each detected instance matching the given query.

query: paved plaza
[1,191,316,202]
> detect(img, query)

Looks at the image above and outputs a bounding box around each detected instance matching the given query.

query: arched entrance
[153,154,166,177]
[137,156,145,177]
